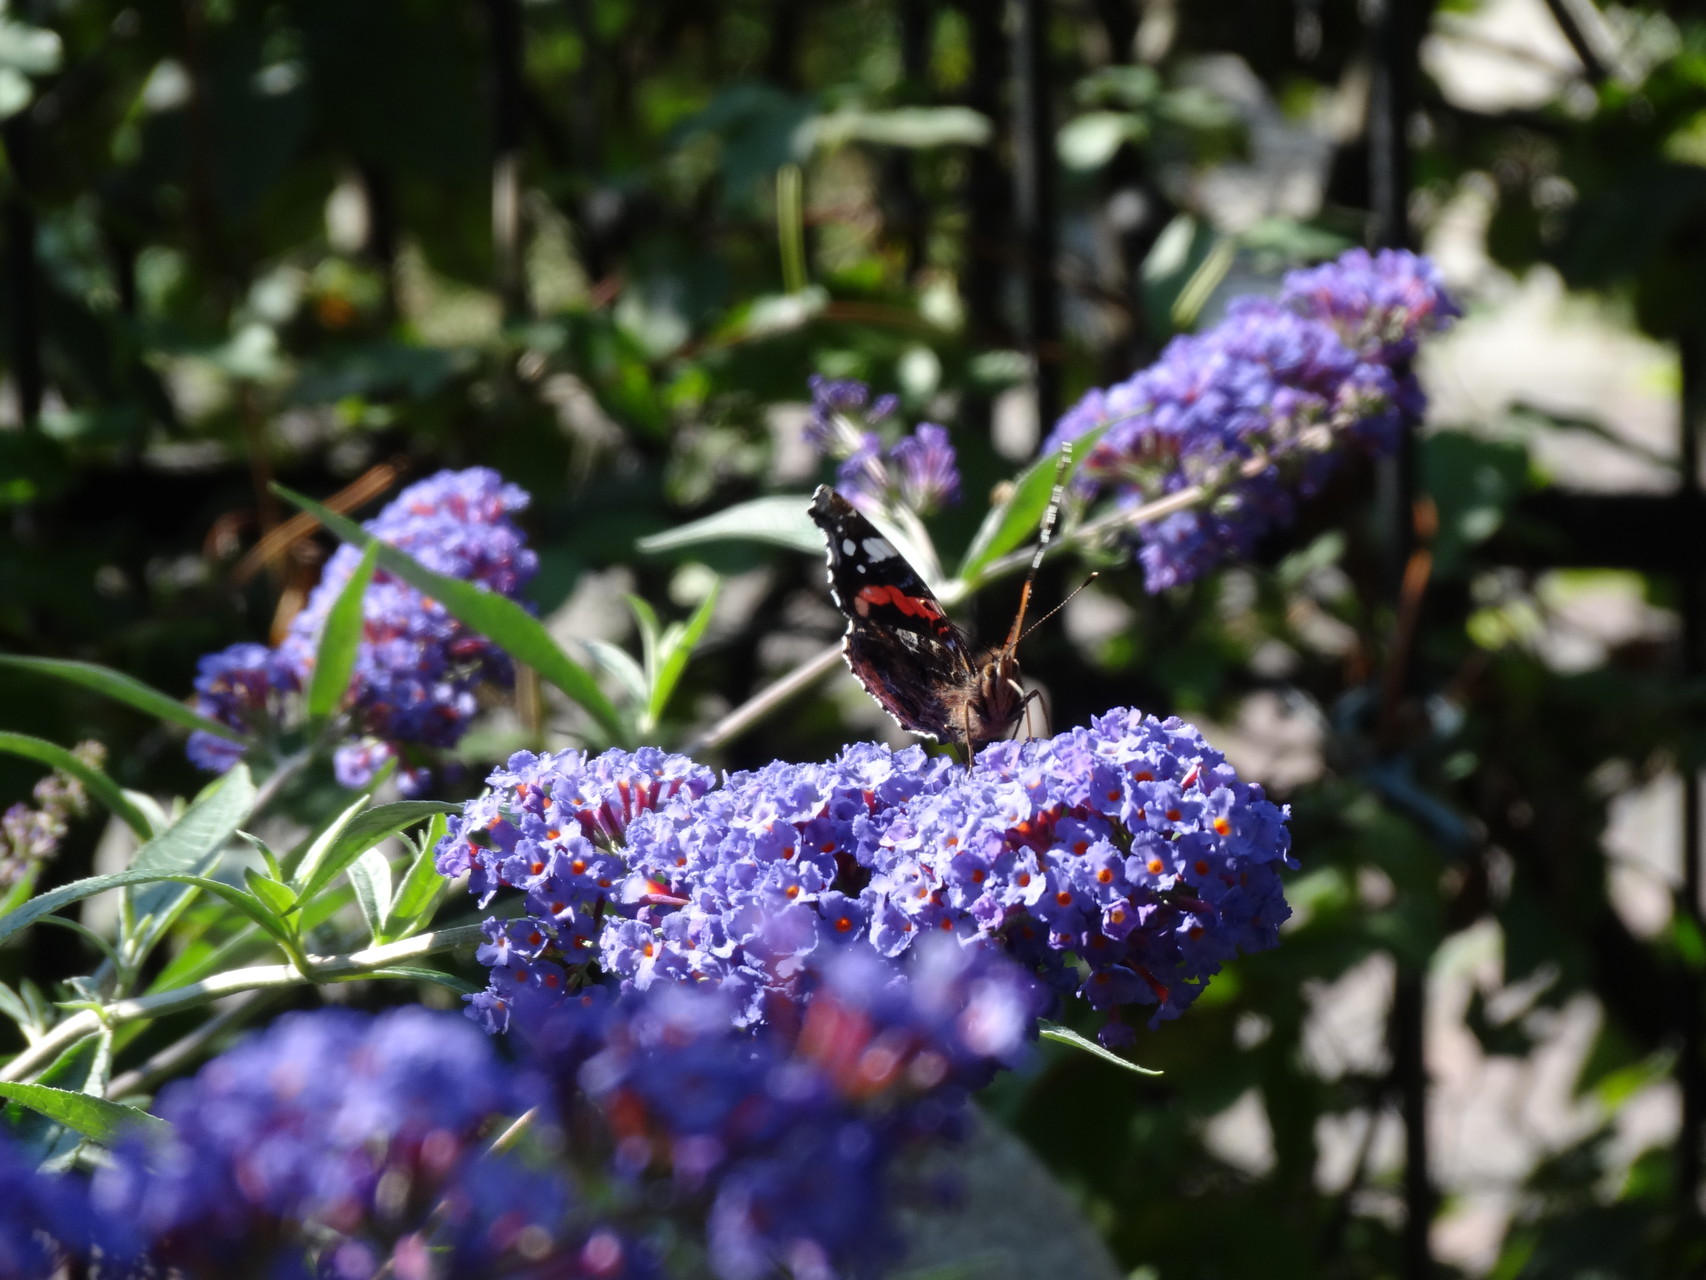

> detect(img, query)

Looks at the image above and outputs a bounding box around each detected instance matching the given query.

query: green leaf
[1038,1021,1162,1076]
[0,981,36,1037]
[347,847,392,944]
[0,655,242,742]
[1058,110,1146,170]
[0,866,289,952]
[243,868,298,917]
[288,793,369,892]
[294,801,457,908]
[647,583,720,728]
[382,814,449,941]
[306,540,380,720]
[272,485,623,740]
[239,831,286,882]
[956,427,1106,584]
[582,638,650,708]
[626,594,663,691]
[636,495,824,556]
[342,966,481,995]
[0,1082,166,1144]
[0,732,151,838]
[127,765,256,935]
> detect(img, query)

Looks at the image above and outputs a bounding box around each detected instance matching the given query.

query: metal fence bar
[1368,1,1434,1276]
[1011,0,1060,435]
[1680,331,1705,1211]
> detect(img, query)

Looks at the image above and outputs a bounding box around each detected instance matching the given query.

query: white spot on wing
[841,538,856,555]
[862,537,897,561]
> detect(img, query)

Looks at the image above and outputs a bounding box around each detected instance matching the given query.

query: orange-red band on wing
[857,583,948,627]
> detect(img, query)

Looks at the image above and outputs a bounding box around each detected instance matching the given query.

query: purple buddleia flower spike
[0,1134,136,1273]
[890,423,961,513]
[1281,246,1461,365]
[803,376,959,515]
[186,468,539,788]
[1,740,102,885]
[94,1005,652,1278]
[1044,247,1458,591]
[185,643,301,772]
[444,712,1287,1048]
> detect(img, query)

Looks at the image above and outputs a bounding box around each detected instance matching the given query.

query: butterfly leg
[1017,687,1049,742]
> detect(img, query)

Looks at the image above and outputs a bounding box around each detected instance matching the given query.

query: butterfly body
[808,485,1027,750]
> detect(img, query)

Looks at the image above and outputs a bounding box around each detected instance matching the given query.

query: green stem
[777,163,807,294]
[1,924,485,1083]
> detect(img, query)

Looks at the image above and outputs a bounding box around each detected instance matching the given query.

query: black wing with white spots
[808,485,973,741]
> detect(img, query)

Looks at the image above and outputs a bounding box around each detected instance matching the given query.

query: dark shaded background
[3,1,1706,1275]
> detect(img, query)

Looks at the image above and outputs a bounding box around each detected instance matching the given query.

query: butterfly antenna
[1017,571,1099,646]
[1001,443,1074,651]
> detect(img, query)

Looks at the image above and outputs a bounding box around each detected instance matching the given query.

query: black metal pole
[486,0,528,320]
[887,0,930,280]
[1369,1,1433,1276]
[1010,0,1060,436]
[1,114,41,433]
[955,0,1007,440]
[1679,330,1705,1213]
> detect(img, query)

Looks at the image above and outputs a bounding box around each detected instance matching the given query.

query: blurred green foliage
[2,0,1706,1276]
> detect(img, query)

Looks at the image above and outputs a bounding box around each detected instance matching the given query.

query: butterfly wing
[808,485,973,741]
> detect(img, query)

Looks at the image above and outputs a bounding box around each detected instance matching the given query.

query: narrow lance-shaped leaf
[346,846,392,944]
[294,801,457,907]
[956,422,1110,585]
[0,655,242,742]
[272,485,624,740]
[0,1081,169,1143]
[636,494,824,556]
[126,764,256,934]
[647,582,720,728]
[582,638,650,709]
[306,540,381,720]
[0,732,150,838]
[288,793,370,893]
[1037,1021,1162,1076]
[0,866,293,953]
[383,813,450,940]
[243,868,298,917]
[626,594,662,692]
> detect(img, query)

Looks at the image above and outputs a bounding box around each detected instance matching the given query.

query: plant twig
[104,989,272,1100]
[957,425,1337,599]
[1,925,485,1083]
[688,643,844,753]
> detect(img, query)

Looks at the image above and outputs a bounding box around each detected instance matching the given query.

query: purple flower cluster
[441,708,1290,1047]
[1044,247,1460,590]
[803,375,960,515]
[94,1005,649,1279]
[437,742,954,1034]
[185,643,302,773]
[1285,247,1461,367]
[186,468,538,795]
[67,957,1036,1280]
[525,939,1043,1280]
[0,1134,133,1275]
[867,708,1293,1042]
[1,739,103,883]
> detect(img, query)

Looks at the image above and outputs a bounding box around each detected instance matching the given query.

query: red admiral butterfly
[808,463,1070,756]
